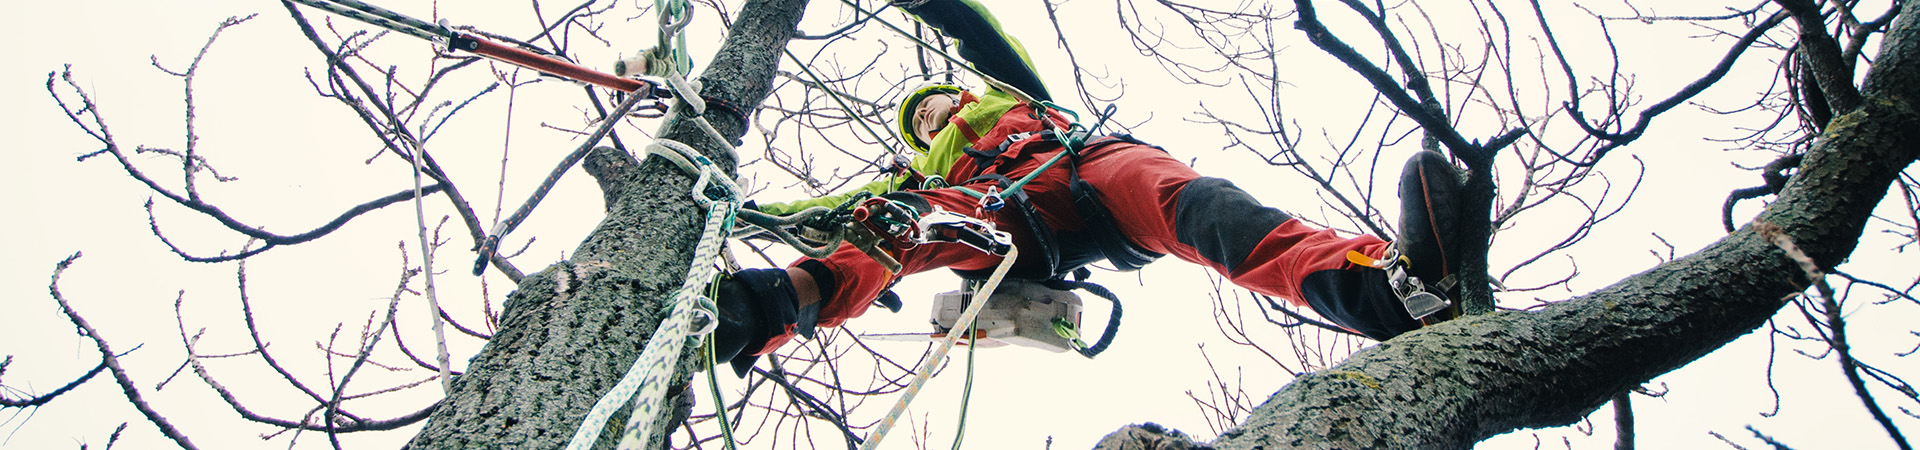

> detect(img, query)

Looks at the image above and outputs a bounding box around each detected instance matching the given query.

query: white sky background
[2,0,1916,449]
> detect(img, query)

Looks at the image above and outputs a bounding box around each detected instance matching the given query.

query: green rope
[654,0,695,75]
[952,316,978,450]
[858,245,1019,450]
[702,299,741,450]
[564,139,744,450]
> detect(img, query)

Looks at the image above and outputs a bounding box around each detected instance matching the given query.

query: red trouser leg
[771,142,1412,352]
[1073,143,1391,304]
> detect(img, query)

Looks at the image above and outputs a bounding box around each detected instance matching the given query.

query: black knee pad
[1173,177,1295,272]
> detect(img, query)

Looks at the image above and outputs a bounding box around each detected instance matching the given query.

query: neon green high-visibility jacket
[754,0,1049,216]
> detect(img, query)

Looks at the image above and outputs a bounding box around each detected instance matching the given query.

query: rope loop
[681,289,721,338]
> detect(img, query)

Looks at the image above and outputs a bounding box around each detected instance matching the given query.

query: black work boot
[1392,150,1465,320]
[711,268,804,377]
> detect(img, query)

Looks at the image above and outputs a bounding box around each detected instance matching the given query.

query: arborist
[709,0,1467,375]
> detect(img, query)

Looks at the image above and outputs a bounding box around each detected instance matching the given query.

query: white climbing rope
[559,2,767,447]
[859,244,1018,450]
[562,1,1045,447]
[560,139,740,450]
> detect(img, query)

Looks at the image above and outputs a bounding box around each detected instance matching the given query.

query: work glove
[711,268,805,377]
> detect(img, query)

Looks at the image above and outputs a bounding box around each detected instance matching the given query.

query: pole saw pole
[286,0,666,94]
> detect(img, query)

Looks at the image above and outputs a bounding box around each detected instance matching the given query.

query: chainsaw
[864,277,1121,357]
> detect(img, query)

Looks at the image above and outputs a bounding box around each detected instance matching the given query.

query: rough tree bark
[1101,2,1920,448]
[404,0,1918,448]
[403,0,807,447]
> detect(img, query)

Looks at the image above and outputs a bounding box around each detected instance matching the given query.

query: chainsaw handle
[1046,279,1122,358]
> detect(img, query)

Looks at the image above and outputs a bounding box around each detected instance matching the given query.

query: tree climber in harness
[710,0,1466,376]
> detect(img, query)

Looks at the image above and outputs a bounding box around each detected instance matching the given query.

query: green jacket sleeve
[753,175,903,216]
[897,0,1051,102]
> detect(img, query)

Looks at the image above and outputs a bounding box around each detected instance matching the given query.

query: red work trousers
[757,137,1399,352]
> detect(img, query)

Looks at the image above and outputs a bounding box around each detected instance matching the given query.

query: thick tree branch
[1775,0,1865,113]
[1195,1,1920,447]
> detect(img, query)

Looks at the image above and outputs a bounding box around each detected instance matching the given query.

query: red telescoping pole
[447,34,658,94]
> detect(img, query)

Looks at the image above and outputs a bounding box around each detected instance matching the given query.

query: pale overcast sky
[2,1,1912,449]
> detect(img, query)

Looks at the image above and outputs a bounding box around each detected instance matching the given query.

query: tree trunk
[1102,2,1920,448]
[402,0,1920,448]
[403,0,807,447]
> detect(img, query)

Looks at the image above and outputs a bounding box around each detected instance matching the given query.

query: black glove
[872,290,904,313]
[711,268,804,377]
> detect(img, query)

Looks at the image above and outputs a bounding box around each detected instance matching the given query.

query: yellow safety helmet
[897,83,965,153]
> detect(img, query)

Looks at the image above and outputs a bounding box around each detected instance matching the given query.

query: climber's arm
[896,0,1052,103]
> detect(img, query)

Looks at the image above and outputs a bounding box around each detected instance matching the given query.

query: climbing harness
[295,0,1137,447]
[731,194,1024,450]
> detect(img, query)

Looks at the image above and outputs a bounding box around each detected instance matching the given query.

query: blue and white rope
[559,1,754,443]
[561,139,739,450]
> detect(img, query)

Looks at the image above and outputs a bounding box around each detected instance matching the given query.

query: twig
[0,358,108,408]
[50,56,447,263]
[1258,294,1363,337]
[280,0,520,281]
[1758,222,1910,450]
[471,89,653,276]
[48,253,201,449]
[1538,1,1786,165]
[1613,391,1634,450]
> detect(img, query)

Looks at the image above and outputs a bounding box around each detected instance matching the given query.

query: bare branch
[0,357,108,409]
[47,253,200,449]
